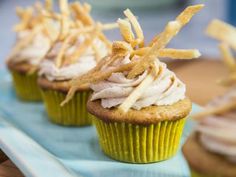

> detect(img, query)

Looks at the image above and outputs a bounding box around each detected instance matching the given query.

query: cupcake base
[93,115,186,163]
[183,133,236,177]
[10,70,41,101]
[40,88,93,126]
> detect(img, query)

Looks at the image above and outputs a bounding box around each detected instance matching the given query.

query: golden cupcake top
[62,4,204,114]
[38,0,118,81]
[206,19,236,86]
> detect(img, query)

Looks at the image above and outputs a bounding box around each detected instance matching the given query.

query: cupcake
[38,1,117,126]
[183,89,236,177]
[6,0,58,101]
[182,19,236,177]
[64,4,203,163]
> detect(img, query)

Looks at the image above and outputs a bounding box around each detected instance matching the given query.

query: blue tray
[0,69,200,177]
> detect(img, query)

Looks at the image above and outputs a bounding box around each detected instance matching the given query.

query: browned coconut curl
[191,99,236,120]
[206,19,236,86]
[127,4,204,79]
[206,19,236,51]
[61,4,204,110]
[42,0,118,68]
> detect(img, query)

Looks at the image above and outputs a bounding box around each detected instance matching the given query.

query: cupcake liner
[10,70,41,101]
[40,89,93,126]
[93,117,186,163]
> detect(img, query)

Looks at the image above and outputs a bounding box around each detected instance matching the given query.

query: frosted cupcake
[38,1,117,126]
[182,19,236,177]
[6,0,58,101]
[64,4,203,162]
[183,89,236,177]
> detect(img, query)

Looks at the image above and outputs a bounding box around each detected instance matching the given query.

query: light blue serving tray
[0,69,200,177]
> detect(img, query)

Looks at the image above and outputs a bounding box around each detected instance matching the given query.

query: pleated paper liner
[40,89,93,126]
[93,117,186,163]
[10,70,42,101]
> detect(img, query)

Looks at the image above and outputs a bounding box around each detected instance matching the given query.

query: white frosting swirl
[11,30,51,66]
[90,54,186,110]
[196,88,236,163]
[39,36,108,81]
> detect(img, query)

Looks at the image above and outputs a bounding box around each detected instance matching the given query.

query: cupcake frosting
[196,89,236,163]
[10,30,51,66]
[39,36,108,81]
[90,54,186,110]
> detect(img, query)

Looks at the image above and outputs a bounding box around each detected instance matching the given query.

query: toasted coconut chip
[112,41,133,55]
[34,1,43,13]
[176,4,204,25]
[127,21,180,79]
[97,32,112,49]
[206,19,236,50]
[158,48,201,59]
[132,47,201,59]
[45,0,53,11]
[15,6,24,19]
[150,4,204,46]
[59,0,70,16]
[117,18,135,44]
[101,22,119,30]
[55,34,76,67]
[219,43,236,72]
[192,99,236,120]
[42,19,59,42]
[148,34,160,47]
[74,20,83,28]
[127,4,204,79]
[70,2,94,26]
[131,47,149,56]
[65,30,97,65]
[124,9,144,47]
[42,10,61,20]
[118,64,160,113]
[14,7,34,31]
[92,43,102,62]
[69,22,118,35]
[84,3,91,12]
[58,15,71,41]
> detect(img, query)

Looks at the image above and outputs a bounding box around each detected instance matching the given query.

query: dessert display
[63,4,203,163]
[182,19,236,177]
[6,0,58,101]
[38,0,117,126]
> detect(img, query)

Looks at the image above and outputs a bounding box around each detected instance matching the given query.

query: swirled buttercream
[10,30,51,66]
[196,89,236,163]
[39,36,108,81]
[90,54,186,109]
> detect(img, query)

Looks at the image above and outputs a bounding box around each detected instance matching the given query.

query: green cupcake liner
[40,89,93,126]
[10,70,41,101]
[93,117,186,163]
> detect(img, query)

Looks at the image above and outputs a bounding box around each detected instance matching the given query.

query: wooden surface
[0,59,230,177]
